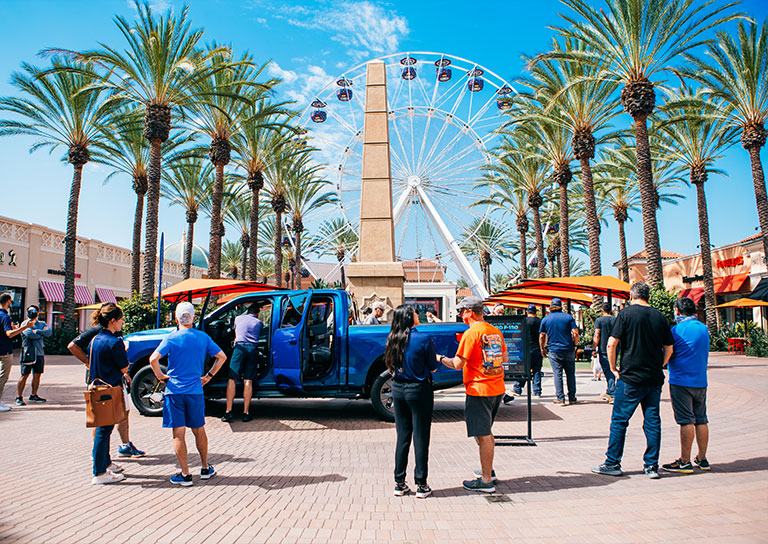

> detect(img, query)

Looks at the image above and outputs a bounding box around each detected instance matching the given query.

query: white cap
[373,301,386,311]
[175,302,195,325]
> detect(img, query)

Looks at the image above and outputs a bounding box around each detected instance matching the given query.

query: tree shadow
[126,472,346,489]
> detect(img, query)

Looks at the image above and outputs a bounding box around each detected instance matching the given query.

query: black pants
[393,380,433,486]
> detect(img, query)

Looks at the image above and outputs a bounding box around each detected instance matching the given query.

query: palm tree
[224,188,271,280]
[460,218,517,293]
[553,0,741,285]
[200,176,246,276]
[161,158,214,279]
[96,107,193,293]
[659,90,739,332]
[49,2,234,299]
[0,61,111,330]
[307,218,359,288]
[681,20,768,258]
[594,168,640,282]
[220,240,242,279]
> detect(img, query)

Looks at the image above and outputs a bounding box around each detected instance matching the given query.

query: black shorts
[669,384,708,425]
[21,355,44,375]
[229,343,259,381]
[465,394,503,437]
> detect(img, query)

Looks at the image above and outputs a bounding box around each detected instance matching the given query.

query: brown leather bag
[85,379,127,428]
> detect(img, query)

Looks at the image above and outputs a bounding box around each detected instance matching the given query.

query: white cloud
[267,61,298,85]
[256,17,267,25]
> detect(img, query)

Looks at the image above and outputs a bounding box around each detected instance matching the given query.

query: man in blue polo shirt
[539,298,579,405]
[150,302,227,486]
[662,297,711,474]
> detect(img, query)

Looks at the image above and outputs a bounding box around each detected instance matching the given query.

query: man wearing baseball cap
[363,301,386,325]
[539,298,579,405]
[149,302,227,486]
[438,295,507,493]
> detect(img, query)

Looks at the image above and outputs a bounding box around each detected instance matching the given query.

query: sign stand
[495,375,536,446]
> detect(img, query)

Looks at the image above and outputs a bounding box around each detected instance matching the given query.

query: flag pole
[157,232,164,329]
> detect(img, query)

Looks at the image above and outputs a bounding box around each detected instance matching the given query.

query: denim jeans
[548,350,576,402]
[598,352,616,396]
[393,380,433,486]
[92,424,114,476]
[514,349,543,396]
[604,380,662,469]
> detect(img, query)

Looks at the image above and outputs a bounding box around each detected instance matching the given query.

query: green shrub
[43,327,78,355]
[119,293,171,335]
[650,285,677,326]
[710,323,768,357]
[578,306,600,349]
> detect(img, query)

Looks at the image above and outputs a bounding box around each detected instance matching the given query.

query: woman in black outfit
[385,304,437,498]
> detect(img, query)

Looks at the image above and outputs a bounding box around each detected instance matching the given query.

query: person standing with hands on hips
[539,298,579,405]
[438,296,507,493]
[0,292,37,412]
[149,302,227,486]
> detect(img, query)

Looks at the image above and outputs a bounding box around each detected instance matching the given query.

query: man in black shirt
[593,302,616,402]
[591,282,673,480]
[505,305,543,403]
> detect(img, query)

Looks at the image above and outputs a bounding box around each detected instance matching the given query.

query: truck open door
[271,291,311,391]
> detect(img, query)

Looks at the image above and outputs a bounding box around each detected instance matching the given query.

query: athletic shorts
[229,342,259,381]
[669,384,708,425]
[162,393,205,429]
[465,394,503,437]
[20,355,44,375]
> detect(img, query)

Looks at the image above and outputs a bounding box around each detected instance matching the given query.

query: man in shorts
[662,297,711,473]
[16,305,52,405]
[0,292,36,412]
[438,296,507,493]
[150,302,227,486]
[222,303,263,423]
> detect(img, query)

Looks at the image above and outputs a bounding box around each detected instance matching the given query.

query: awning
[680,274,750,303]
[749,277,768,302]
[95,287,117,303]
[39,280,94,305]
[493,275,632,300]
[680,287,705,304]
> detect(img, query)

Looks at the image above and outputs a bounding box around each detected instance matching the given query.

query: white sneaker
[92,472,126,485]
[107,463,124,474]
[0,402,11,412]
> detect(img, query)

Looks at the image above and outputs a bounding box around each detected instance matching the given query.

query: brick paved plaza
[1,353,766,543]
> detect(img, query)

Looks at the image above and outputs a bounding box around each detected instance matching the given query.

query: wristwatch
[205,371,214,378]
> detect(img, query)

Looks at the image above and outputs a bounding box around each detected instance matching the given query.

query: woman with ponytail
[384,304,437,498]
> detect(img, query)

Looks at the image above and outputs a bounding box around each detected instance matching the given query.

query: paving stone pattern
[0,353,766,543]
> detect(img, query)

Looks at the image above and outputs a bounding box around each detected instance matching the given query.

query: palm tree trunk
[63,164,83,331]
[633,116,663,286]
[241,236,248,280]
[580,157,602,276]
[692,172,716,334]
[747,146,768,258]
[183,220,195,280]
[532,206,545,278]
[519,229,527,280]
[248,188,260,281]
[131,191,144,295]
[558,179,570,277]
[207,163,225,279]
[142,140,162,301]
[274,212,283,287]
[618,220,629,283]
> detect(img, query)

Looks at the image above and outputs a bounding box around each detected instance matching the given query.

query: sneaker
[607,396,614,404]
[92,472,125,485]
[462,477,495,493]
[694,456,711,471]
[502,394,515,405]
[644,465,661,479]
[201,464,216,480]
[0,402,12,412]
[221,411,233,423]
[590,463,623,477]
[107,463,124,474]
[552,399,566,406]
[415,485,432,499]
[394,482,411,496]
[118,442,146,458]
[533,394,542,399]
[15,397,25,406]
[568,398,578,405]
[661,459,694,474]
[170,473,193,487]
[473,468,498,482]
[600,393,611,401]
[242,413,253,422]
[28,394,46,403]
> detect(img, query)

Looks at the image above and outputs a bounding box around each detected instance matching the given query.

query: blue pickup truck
[124,289,467,421]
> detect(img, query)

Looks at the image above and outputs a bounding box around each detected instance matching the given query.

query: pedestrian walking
[591,282,674,480]
[16,305,52,405]
[386,304,437,499]
[222,303,264,423]
[539,298,579,405]
[68,309,145,459]
[149,302,226,487]
[438,296,507,493]
[593,302,617,402]
[662,297,711,474]
[88,303,130,484]
[0,292,36,412]
[506,304,543,403]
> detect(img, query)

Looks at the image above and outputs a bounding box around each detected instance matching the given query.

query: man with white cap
[149,302,227,487]
[363,301,386,325]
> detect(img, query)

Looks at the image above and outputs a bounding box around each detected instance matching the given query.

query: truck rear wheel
[131,364,167,417]
[370,370,395,422]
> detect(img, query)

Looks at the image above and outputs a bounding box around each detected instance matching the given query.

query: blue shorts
[163,393,206,429]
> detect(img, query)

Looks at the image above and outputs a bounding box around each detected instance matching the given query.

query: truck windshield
[280,293,308,328]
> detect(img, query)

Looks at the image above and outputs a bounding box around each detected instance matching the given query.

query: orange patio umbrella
[713,298,768,309]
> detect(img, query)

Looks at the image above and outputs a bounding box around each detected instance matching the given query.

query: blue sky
[0,0,766,281]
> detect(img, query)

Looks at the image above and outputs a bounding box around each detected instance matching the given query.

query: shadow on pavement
[125,472,347,489]
[431,470,625,497]
[706,456,768,473]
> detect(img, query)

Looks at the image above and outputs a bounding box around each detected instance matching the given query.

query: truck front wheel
[370,370,395,422]
[131,364,167,417]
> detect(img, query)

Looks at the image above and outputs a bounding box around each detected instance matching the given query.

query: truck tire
[131,364,167,417]
[370,370,395,422]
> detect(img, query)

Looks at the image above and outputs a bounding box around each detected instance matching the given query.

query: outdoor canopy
[160,278,279,304]
[491,276,632,305]
[486,288,593,306]
[748,277,768,302]
[713,297,768,309]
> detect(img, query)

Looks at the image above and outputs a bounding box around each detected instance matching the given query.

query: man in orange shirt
[438,296,507,493]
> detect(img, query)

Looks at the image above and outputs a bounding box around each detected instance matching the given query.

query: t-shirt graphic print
[481,333,505,377]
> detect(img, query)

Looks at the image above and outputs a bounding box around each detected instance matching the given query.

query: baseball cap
[550,297,562,308]
[175,301,196,325]
[526,304,537,312]
[456,296,483,313]
[372,301,386,311]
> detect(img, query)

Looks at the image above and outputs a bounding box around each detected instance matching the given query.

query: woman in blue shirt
[385,304,437,499]
[88,303,130,485]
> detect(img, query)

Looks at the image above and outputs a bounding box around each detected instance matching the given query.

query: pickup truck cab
[124,289,467,421]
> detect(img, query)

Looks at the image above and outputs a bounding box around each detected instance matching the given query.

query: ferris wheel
[299,52,515,297]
